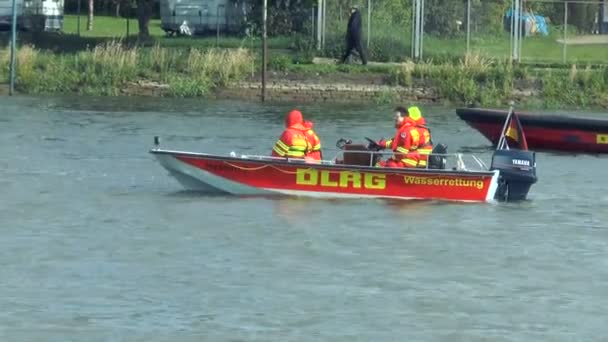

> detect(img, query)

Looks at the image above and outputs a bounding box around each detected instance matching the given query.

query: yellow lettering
[476,181,484,189]
[365,173,386,189]
[339,171,361,188]
[296,169,388,190]
[320,170,338,187]
[296,168,318,185]
[449,179,455,186]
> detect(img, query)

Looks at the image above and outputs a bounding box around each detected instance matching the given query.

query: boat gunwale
[456,107,608,131]
[149,148,498,177]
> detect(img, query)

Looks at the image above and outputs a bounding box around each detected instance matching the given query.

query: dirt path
[556,35,608,45]
[312,57,405,67]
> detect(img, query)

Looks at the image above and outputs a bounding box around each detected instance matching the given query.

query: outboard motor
[490,149,537,201]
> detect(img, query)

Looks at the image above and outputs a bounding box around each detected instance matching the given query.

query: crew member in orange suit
[370,106,433,168]
[304,120,322,161]
[406,106,433,168]
[272,109,322,161]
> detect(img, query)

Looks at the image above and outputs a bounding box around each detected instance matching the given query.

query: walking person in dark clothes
[341,6,367,65]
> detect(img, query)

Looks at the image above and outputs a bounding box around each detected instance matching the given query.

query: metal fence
[314,0,608,64]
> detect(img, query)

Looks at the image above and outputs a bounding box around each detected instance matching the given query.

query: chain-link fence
[317,0,412,63]
[519,0,607,63]
[310,0,607,64]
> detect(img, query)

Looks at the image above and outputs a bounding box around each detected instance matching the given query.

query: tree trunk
[87,0,94,30]
[137,0,152,40]
[115,1,120,17]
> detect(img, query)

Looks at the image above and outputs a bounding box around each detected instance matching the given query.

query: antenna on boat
[496,101,515,150]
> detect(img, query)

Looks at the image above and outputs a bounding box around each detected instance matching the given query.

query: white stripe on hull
[262,188,492,203]
[485,170,500,202]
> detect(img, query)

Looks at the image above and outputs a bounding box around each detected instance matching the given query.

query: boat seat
[341,144,381,166]
[428,143,448,170]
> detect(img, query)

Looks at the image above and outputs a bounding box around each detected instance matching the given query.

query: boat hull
[456,108,608,154]
[151,149,500,203]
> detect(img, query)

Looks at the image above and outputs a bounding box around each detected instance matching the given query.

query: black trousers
[341,38,367,65]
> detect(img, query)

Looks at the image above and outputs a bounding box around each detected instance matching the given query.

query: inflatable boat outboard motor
[490,149,537,201]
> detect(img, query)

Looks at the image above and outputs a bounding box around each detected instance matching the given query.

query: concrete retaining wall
[215,81,441,104]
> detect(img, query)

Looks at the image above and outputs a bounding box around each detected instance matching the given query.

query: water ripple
[0,95,606,341]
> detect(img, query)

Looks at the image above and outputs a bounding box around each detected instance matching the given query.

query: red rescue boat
[456,107,608,154]
[149,135,537,203]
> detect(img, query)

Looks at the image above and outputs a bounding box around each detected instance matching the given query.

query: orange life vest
[407,106,433,168]
[378,117,421,168]
[304,121,322,161]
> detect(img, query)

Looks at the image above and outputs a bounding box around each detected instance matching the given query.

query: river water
[1,95,607,341]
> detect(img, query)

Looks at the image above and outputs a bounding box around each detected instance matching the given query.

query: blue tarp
[505,9,549,36]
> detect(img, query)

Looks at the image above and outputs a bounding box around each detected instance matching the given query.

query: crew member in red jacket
[371,106,433,168]
[272,109,322,161]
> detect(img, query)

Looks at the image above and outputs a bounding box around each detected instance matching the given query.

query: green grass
[321,19,608,65]
[2,42,607,108]
[60,15,293,50]
[429,33,608,65]
[4,15,605,66]
[1,43,254,96]
[61,15,165,37]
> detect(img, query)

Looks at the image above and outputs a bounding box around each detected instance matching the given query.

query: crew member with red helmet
[272,109,322,161]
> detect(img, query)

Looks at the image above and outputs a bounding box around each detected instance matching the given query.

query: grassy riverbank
[1,43,607,108]
[386,56,608,108]
[264,54,608,108]
[0,42,253,97]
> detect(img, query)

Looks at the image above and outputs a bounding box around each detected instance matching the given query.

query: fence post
[77,0,81,36]
[316,0,322,50]
[518,0,523,62]
[563,1,568,63]
[217,4,223,47]
[466,0,471,55]
[311,6,315,41]
[413,0,421,60]
[261,0,267,102]
[9,0,17,96]
[509,0,513,61]
[367,0,371,49]
[511,0,521,62]
[411,0,415,59]
[515,0,519,62]
[420,0,424,59]
[322,0,326,49]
